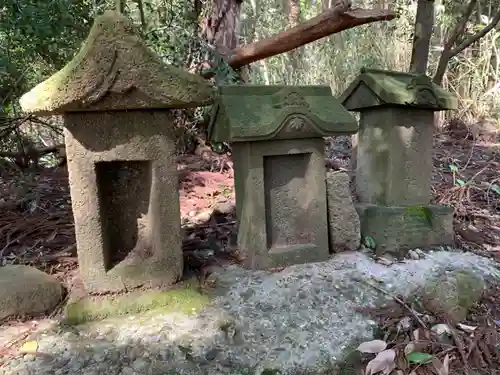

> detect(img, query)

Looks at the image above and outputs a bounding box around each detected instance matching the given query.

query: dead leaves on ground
[355,314,500,375]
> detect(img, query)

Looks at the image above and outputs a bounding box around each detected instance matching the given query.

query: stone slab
[356,108,435,206]
[326,171,360,252]
[233,138,330,269]
[356,203,454,256]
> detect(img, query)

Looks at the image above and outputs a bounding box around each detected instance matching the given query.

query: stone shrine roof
[209,85,358,142]
[340,68,458,111]
[20,11,215,115]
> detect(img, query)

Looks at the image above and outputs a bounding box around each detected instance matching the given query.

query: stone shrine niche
[19,11,214,293]
[209,85,358,269]
[95,160,153,269]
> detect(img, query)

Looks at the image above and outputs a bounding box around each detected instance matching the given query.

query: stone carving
[209,85,358,269]
[287,116,306,131]
[406,75,445,108]
[209,85,358,143]
[281,115,317,136]
[272,89,310,110]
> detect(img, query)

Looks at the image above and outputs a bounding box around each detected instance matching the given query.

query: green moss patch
[64,283,210,325]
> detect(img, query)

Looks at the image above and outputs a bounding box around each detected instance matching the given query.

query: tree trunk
[409,0,435,74]
[286,0,302,78]
[201,0,243,51]
[116,0,126,13]
[433,0,500,85]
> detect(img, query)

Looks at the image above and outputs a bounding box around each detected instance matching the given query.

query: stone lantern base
[356,204,454,256]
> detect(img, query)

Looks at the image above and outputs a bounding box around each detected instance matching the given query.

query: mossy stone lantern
[209,85,358,269]
[19,11,215,293]
[340,68,458,255]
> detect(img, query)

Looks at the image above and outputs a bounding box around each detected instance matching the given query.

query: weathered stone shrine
[19,11,214,293]
[340,68,458,254]
[209,85,358,269]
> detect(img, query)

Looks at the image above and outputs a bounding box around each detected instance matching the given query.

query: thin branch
[433,1,500,84]
[354,277,428,329]
[444,0,477,50]
[450,8,500,56]
[136,0,146,31]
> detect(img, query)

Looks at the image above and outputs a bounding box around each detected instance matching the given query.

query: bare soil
[0,126,498,374]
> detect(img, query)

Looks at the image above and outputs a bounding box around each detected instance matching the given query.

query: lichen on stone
[20,11,215,115]
[419,268,486,322]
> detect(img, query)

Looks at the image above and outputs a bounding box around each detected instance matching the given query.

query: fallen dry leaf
[432,353,450,375]
[365,349,396,375]
[356,339,388,354]
[19,340,38,354]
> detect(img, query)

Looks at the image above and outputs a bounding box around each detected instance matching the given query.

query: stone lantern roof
[20,11,215,115]
[340,68,458,111]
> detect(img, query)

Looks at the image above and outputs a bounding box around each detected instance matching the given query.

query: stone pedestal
[19,11,214,293]
[341,69,458,255]
[356,204,454,256]
[209,85,358,269]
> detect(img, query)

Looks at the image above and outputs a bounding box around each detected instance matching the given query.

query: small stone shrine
[209,85,358,269]
[340,68,458,255]
[19,11,214,293]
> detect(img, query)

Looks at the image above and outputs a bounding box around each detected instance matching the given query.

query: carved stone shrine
[19,11,214,293]
[209,85,358,269]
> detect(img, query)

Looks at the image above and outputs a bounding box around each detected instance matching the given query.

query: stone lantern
[209,85,358,269]
[340,68,458,255]
[19,11,214,293]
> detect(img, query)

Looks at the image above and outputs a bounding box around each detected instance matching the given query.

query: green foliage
[1,0,499,148]
[406,351,434,364]
[0,0,95,109]
[363,235,377,249]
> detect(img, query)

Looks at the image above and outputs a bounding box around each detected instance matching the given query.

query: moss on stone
[209,85,358,143]
[64,283,210,325]
[340,68,457,111]
[421,269,485,322]
[20,11,214,115]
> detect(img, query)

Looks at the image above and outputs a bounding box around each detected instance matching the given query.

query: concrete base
[356,204,454,256]
[233,138,330,270]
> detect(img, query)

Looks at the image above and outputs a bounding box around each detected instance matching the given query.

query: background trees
[0,0,499,159]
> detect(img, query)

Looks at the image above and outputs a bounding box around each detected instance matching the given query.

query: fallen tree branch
[203,5,397,76]
[354,276,428,329]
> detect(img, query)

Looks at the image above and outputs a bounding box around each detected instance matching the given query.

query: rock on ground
[0,265,64,321]
[326,171,360,251]
[420,268,486,322]
[0,250,498,375]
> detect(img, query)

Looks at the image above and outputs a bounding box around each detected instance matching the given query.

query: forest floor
[0,125,498,374]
